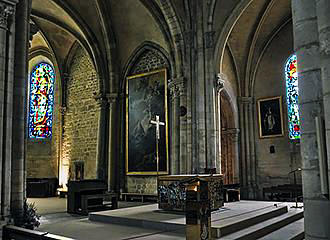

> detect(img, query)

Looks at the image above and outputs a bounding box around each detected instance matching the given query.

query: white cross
[150,115,165,175]
[150,115,165,140]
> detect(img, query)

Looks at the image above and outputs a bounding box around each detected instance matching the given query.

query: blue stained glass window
[285,54,300,140]
[28,62,55,139]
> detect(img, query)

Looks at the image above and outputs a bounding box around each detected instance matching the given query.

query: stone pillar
[230,128,240,184]
[292,0,330,239]
[169,81,180,174]
[58,106,67,187]
[0,0,16,220]
[204,30,217,171]
[177,78,187,174]
[107,92,119,192]
[238,96,256,198]
[94,93,109,180]
[316,0,330,196]
[215,74,225,174]
[11,0,30,222]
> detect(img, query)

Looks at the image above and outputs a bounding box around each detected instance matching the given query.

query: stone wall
[62,45,100,180]
[254,22,302,195]
[26,56,59,178]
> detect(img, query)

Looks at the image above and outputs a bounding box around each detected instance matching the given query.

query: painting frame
[257,96,284,138]
[126,68,169,175]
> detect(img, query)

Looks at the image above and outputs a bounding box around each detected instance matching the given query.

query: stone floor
[18,198,304,240]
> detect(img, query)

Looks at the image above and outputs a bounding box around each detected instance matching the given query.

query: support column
[204,30,217,171]
[178,79,187,174]
[215,74,225,174]
[11,0,30,223]
[292,0,330,239]
[316,0,330,196]
[107,92,119,192]
[94,93,109,180]
[0,0,16,220]
[230,128,240,184]
[169,81,180,174]
[238,97,251,198]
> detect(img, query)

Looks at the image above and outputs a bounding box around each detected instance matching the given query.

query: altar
[158,174,224,211]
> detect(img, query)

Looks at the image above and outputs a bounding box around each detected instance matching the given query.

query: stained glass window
[285,54,300,140]
[28,62,55,139]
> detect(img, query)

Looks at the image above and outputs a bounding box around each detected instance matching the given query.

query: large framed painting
[257,96,284,138]
[126,69,169,175]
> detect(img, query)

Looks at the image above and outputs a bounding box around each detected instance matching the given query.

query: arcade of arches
[0,0,329,239]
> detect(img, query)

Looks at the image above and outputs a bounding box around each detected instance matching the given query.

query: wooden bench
[263,184,302,201]
[80,193,118,215]
[2,225,74,240]
[67,180,118,215]
[121,193,157,202]
[26,178,58,198]
[223,184,240,202]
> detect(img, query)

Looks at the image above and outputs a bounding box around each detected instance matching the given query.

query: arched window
[28,62,55,139]
[285,54,300,140]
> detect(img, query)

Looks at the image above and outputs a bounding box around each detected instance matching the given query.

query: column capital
[204,31,216,49]
[238,96,253,105]
[215,73,226,94]
[0,2,15,30]
[93,92,108,109]
[168,77,186,100]
[106,92,118,105]
[29,23,39,46]
[221,128,240,142]
[184,30,194,47]
[60,106,67,116]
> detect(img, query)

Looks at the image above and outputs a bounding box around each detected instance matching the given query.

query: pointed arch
[121,41,172,91]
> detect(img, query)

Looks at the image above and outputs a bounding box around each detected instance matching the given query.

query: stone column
[204,30,217,171]
[292,0,330,239]
[94,93,109,180]
[11,0,30,222]
[238,97,251,197]
[168,81,180,174]
[58,106,67,187]
[215,74,225,174]
[107,92,118,192]
[229,128,240,184]
[316,0,330,196]
[0,0,16,220]
[177,78,187,174]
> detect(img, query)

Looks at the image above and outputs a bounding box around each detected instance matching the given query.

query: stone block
[292,0,316,23]
[304,199,330,239]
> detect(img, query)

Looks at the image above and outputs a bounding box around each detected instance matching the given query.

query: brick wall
[62,45,100,180]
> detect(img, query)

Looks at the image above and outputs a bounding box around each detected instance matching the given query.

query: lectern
[186,179,211,240]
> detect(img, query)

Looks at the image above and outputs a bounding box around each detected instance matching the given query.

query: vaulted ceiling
[29,0,293,96]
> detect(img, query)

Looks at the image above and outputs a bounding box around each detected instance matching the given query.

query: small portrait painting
[257,96,284,138]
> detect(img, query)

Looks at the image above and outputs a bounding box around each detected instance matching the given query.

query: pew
[67,180,118,215]
[223,183,240,202]
[263,184,302,201]
[26,178,58,198]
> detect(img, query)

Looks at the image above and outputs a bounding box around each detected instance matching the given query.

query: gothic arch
[141,0,184,78]
[121,41,172,91]
[214,0,254,73]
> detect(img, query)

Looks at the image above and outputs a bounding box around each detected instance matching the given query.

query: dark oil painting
[126,69,168,174]
[257,96,284,138]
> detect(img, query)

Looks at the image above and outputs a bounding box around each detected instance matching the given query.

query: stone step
[212,205,288,238]
[218,209,304,240]
[259,218,304,240]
